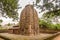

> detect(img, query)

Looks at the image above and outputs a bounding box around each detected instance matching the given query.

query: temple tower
[20,5,39,35]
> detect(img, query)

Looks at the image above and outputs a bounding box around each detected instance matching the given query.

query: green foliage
[0,20,3,23]
[0,25,2,27]
[43,9,60,19]
[0,20,3,28]
[55,24,60,30]
[36,0,40,5]
[0,0,19,20]
[7,23,11,26]
[35,0,60,19]
[39,19,48,28]
[39,19,60,30]
[36,0,55,11]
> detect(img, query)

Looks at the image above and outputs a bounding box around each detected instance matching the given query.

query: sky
[1,0,44,25]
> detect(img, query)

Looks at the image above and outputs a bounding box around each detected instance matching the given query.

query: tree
[0,0,19,20]
[0,19,3,23]
[35,0,60,19]
[0,19,3,27]
[39,19,58,30]
[7,23,11,26]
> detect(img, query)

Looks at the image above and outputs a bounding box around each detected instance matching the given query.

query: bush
[39,19,48,28]
[55,24,60,30]
[39,19,60,30]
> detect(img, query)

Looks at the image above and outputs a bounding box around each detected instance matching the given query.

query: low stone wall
[0,27,20,34]
[0,30,8,33]
[0,28,60,34]
[39,28,60,33]
[7,28,20,34]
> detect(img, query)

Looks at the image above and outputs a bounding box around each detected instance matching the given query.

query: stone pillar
[20,5,39,35]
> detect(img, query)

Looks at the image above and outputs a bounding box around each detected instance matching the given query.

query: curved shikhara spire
[20,4,39,35]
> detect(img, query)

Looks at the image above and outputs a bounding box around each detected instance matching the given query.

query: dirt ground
[0,33,60,40]
[53,35,60,40]
[0,33,54,40]
[0,38,4,40]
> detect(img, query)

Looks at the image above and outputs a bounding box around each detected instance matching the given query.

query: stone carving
[20,5,39,35]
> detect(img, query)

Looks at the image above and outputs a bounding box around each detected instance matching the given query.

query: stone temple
[20,5,39,35]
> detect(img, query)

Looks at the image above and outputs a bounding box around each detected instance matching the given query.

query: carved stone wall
[20,5,39,35]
